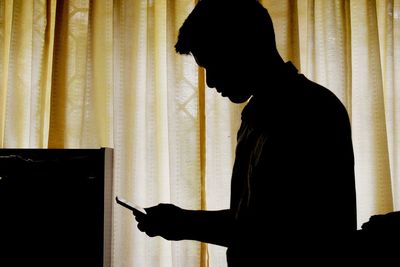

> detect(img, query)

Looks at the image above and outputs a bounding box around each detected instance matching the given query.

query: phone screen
[115,196,146,217]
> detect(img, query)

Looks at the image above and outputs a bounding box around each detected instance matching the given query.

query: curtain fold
[0,0,55,147]
[349,0,393,226]
[377,0,400,210]
[112,1,203,266]
[0,0,12,146]
[0,0,399,266]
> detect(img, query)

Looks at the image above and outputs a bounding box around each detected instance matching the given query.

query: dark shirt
[226,62,357,266]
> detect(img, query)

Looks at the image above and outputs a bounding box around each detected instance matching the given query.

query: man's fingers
[137,222,146,232]
[134,212,146,222]
[137,220,160,237]
[145,229,158,237]
[134,203,183,240]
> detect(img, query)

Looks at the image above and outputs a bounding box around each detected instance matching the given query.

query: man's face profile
[192,49,253,104]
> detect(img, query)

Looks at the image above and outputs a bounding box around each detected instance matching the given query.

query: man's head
[175,0,279,103]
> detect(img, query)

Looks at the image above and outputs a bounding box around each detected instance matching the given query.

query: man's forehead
[191,49,218,67]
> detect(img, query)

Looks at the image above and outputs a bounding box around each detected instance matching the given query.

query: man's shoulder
[297,75,349,118]
[240,72,350,131]
[298,75,340,103]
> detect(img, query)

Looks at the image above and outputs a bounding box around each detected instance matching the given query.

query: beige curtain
[0,0,399,266]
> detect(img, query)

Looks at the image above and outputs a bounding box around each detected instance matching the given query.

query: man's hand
[135,203,188,241]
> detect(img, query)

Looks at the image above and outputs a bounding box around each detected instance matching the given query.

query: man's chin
[228,95,251,104]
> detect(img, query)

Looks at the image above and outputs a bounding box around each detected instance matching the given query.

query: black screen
[0,149,107,266]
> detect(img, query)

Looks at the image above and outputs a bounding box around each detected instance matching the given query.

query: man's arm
[135,204,233,247]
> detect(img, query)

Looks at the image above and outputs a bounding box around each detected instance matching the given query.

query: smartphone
[115,196,147,217]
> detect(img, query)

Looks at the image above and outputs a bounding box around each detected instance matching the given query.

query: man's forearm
[182,209,233,247]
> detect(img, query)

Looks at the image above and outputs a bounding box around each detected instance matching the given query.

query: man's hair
[175,0,276,55]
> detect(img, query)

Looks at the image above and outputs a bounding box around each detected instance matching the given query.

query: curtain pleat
[48,0,90,147]
[261,0,300,66]
[3,0,34,147]
[377,0,400,210]
[0,0,13,147]
[1,0,399,266]
[349,0,393,226]
[112,1,202,266]
[81,0,114,148]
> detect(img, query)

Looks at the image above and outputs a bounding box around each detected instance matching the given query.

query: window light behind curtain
[0,0,399,266]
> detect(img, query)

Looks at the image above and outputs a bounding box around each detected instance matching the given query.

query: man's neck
[253,59,295,99]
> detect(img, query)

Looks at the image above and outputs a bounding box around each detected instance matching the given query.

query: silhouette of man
[135,0,357,265]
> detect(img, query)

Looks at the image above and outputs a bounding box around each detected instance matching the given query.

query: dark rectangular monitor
[0,148,113,267]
